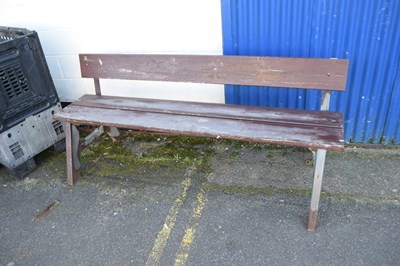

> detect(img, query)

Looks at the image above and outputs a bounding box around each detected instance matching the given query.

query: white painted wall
[1,0,224,103]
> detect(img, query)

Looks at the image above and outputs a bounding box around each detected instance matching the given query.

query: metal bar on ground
[32,200,60,222]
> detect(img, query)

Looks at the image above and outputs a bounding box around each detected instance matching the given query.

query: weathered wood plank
[80,54,349,91]
[75,94,344,129]
[54,105,344,151]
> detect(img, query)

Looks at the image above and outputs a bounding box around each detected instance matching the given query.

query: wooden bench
[54,54,348,231]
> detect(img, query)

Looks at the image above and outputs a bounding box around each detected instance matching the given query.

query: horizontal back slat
[80,54,349,91]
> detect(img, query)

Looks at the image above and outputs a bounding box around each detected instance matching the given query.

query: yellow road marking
[145,177,192,266]
[174,190,206,266]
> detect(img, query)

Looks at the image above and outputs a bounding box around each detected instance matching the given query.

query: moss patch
[80,132,216,180]
[202,183,311,197]
[202,182,400,203]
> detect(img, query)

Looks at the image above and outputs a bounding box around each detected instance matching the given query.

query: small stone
[392,189,398,193]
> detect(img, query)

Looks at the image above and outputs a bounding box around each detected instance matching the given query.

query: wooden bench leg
[307,149,327,232]
[65,122,81,185]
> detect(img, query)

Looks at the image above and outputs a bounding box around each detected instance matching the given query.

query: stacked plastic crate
[0,26,65,177]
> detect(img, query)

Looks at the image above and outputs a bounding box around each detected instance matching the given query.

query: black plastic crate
[0,26,59,134]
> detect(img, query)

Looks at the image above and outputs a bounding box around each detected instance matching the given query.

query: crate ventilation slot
[52,121,64,135]
[0,35,15,41]
[9,142,24,159]
[0,63,30,101]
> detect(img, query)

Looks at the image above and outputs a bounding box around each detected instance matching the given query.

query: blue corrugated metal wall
[221,0,400,144]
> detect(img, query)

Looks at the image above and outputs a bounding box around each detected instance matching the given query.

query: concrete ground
[1,131,400,266]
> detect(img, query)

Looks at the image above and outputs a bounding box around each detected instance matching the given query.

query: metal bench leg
[104,126,121,141]
[65,122,81,185]
[307,149,327,232]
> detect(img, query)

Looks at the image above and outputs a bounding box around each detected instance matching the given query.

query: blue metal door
[221,0,400,144]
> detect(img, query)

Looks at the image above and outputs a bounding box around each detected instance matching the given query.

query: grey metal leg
[82,126,104,148]
[105,126,121,141]
[65,123,81,185]
[307,149,327,231]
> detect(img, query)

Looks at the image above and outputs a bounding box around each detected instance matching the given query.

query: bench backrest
[79,54,349,110]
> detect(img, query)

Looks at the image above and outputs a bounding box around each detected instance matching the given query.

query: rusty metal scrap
[32,200,60,222]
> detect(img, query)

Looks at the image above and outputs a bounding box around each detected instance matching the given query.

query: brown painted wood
[80,54,348,91]
[75,94,343,129]
[64,122,81,185]
[54,104,344,151]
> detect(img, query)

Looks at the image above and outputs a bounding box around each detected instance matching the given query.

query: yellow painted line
[174,190,206,266]
[145,177,192,266]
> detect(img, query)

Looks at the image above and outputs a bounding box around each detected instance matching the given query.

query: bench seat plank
[75,94,343,129]
[54,95,344,151]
